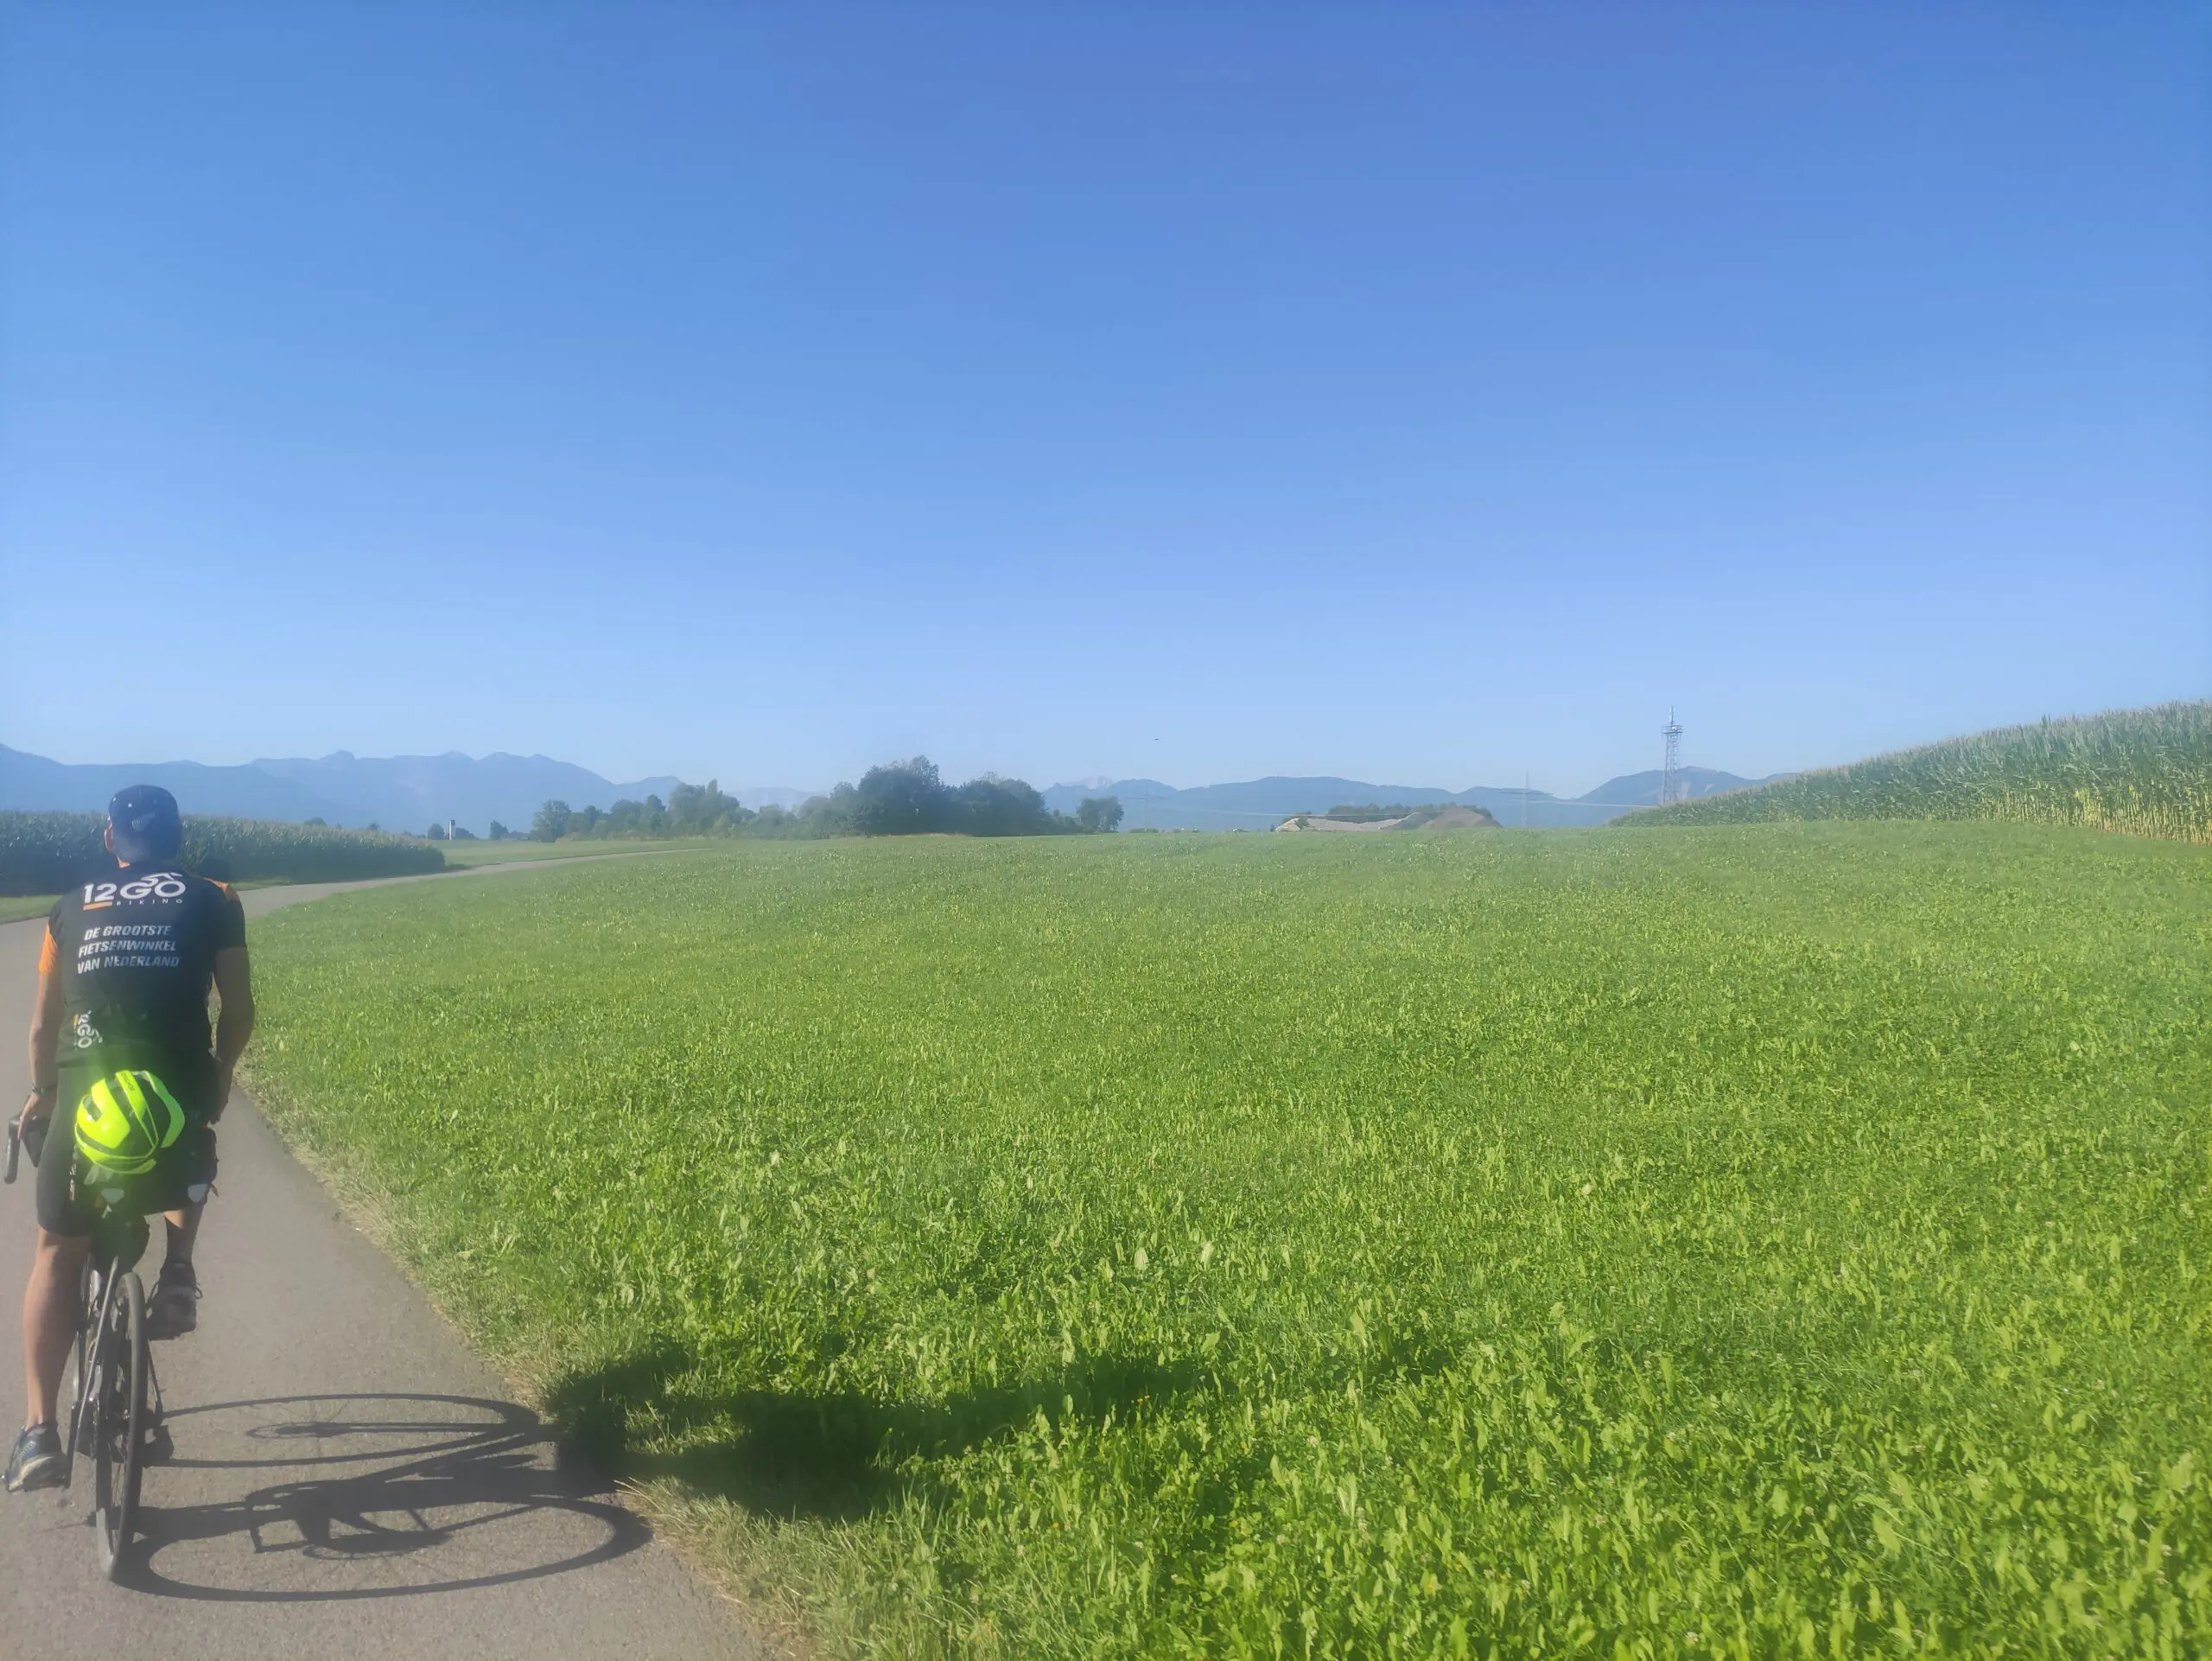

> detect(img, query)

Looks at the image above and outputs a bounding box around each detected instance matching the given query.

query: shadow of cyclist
[116,1391,648,1601]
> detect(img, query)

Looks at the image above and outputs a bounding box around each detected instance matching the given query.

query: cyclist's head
[107,784,182,864]
[74,1071,186,1180]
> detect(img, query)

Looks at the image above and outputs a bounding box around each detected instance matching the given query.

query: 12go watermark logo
[80,873,188,907]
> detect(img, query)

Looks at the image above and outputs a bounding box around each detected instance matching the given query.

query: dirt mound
[1390,804,1498,830]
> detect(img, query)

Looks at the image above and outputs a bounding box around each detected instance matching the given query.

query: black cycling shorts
[34,1117,218,1239]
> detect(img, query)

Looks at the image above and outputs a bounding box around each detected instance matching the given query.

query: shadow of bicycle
[121,1391,648,1601]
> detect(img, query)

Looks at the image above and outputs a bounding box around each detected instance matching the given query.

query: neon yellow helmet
[74,1071,186,1177]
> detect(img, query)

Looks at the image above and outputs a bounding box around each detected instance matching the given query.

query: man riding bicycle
[8,786,254,1492]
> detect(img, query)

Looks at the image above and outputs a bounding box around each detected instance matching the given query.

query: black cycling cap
[108,784,183,863]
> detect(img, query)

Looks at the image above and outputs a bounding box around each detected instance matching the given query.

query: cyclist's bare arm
[212,945,254,1117]
[22,950,60,1125]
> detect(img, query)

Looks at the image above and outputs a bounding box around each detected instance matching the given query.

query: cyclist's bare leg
[162,1202,202,1269]
[22,1228,87,1429]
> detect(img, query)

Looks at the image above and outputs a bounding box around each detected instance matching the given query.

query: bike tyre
[92,1271,145,1580]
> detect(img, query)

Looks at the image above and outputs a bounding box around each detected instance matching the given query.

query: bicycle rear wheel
[92,1270,146,1580]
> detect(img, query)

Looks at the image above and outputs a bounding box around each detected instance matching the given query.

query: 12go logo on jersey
[80,872,188,909]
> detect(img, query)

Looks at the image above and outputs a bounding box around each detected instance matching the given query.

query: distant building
[1274,813,1408,832]
[1275,805,1497,833]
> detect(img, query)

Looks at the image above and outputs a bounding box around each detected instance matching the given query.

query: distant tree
[950,775,1055,837]
[426,823,448,841]
[665,780,752,836]
[1076,796,1124,834]
[744,765,1106,841]
[449,824,478,840]
[854,757,952,836]
[748,785,858,839]
[488,820,509,841]
[303,817,327,827]
[813,784,860,836]
[366,822,380,832]
[531,801,572,842]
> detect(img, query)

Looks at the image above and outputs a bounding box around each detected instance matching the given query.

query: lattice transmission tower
[1661,710,1683,805]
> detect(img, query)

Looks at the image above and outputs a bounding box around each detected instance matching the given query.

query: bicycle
[7,1116,167,1581]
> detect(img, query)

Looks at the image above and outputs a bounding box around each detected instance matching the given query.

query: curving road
[0,863,765,1660]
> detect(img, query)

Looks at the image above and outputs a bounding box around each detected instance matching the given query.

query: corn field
[1627,702,2212,843]
[0,810,447,896]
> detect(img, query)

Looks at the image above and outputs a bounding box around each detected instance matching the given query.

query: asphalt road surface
[0,864,764,1661]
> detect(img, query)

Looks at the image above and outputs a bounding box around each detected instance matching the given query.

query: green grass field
[239,827,2210,1657]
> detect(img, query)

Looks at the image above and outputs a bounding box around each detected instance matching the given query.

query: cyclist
[8,786,254,1492]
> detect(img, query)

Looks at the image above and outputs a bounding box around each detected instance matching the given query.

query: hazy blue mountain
[6,739,1781,837]
[1045,775,1626,830]
[722,785,820,810]
[0,743,709,836]
[1449,785,1622,828]
[1575,767,1780,808]
[0,743,357,823]
[1042,767,1789,830]
[248,751,685,835]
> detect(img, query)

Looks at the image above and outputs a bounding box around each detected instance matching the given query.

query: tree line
[531,760,1122,843]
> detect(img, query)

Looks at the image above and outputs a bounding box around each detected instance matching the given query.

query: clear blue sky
[3,4,2205,796]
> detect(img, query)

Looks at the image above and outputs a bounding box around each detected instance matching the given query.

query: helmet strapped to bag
[73,1070,186,1178]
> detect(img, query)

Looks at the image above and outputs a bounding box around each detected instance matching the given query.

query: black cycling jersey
[41,864,246,1117]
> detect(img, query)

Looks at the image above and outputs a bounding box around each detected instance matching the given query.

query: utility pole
[1661,710,1683,806]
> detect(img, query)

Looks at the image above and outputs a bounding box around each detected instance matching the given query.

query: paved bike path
[0,862,765,1660]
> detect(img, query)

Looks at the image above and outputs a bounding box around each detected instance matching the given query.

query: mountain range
[1048,767,1774,830]
[2,743,1777,835]
[0,744,810,835]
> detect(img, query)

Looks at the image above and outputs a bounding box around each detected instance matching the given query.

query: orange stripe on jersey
[38,926,58,976]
